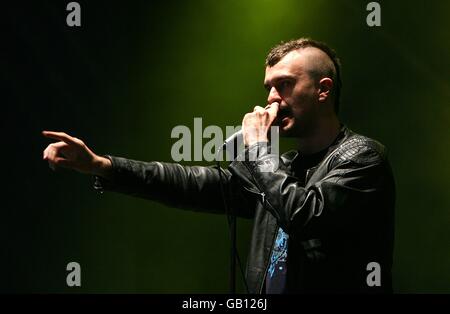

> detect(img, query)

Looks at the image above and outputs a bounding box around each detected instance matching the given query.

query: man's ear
[318,78,333,102]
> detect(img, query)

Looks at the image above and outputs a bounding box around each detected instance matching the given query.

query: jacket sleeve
[228,140,395,234]
[93,155,256,218]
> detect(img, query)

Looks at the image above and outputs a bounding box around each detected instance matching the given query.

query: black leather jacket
[94,125,395,293]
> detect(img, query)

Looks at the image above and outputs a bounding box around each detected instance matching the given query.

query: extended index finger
[42,131,77,144]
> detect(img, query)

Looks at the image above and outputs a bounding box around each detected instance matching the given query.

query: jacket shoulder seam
[331,134,387,166]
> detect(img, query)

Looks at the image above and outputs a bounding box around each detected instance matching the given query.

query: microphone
[221,130,243,150]
[216,130,242,161]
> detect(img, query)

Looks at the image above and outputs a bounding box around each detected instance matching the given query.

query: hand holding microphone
[218,102,280,160]
[242,102,280,147]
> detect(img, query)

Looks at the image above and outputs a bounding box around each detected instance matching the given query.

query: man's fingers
[253,106,265,113]
[254,103,279,116]
[43,142,68,160]
[266,102,279,118]
[47,157,72,171]
[42,131,77,145]
[53,157,72,169]
[47,146,57,162]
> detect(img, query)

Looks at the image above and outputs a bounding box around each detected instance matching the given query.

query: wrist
[92,155,112,178]
[245,137,268,147]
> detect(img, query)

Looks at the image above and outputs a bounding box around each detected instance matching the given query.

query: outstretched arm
[42,130,255,218]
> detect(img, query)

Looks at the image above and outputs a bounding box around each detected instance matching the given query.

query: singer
[42,38,395,294]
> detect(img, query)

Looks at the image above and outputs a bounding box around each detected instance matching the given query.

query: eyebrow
[263,74,296,90]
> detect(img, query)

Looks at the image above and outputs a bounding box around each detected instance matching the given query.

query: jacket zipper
[239,156,280,293]
[243,185,266,204]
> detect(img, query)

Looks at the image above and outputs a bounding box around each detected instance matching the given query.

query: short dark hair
[265,38,342,114]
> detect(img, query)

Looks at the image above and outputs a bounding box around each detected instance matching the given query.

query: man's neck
[297,115,341,155]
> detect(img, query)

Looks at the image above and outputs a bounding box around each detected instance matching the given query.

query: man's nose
[267,87,282,105]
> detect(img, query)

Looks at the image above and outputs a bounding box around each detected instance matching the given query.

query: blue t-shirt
[264,146,331,294]
[265,227,289,293]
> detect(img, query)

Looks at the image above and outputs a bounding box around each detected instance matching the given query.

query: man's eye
[278,81,290,90]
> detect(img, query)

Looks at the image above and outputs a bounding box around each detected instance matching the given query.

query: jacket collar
[281,124,349,166]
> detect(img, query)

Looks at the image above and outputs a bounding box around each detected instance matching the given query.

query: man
[42,38,395,293]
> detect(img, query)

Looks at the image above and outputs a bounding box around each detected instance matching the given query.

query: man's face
[264,48,322,138]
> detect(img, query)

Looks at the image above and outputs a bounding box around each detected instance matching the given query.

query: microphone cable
[216,156,250,294]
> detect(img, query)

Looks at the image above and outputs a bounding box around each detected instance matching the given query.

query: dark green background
[4,0,449,293]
